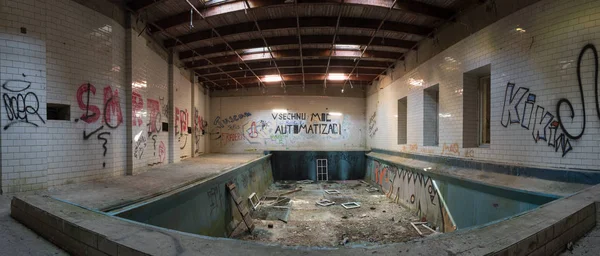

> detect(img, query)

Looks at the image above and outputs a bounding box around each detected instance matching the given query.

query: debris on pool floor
[232,180,435,247]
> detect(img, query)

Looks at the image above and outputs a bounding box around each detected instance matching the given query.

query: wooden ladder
[226,183,255,233]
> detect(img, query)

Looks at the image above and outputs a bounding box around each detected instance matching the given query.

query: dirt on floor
[233,180,435,247]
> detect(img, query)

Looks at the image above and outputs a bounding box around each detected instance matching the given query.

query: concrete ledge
[10,183,600,255]
[371,148,600,185]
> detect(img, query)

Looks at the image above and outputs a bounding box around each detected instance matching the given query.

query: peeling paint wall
[270,151,365,180]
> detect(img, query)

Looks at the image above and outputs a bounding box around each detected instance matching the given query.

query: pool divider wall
[365,156,457,232]
[115,155,273,237]
[267,151,366,180]
[9,182,600,254]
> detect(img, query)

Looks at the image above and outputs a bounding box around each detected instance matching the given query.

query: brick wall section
[367,0,600,170]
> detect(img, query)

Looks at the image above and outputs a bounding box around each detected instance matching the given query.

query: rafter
[177,35,415,59]
[152,0,453,32]
[184,49,402,68]
[163,17,430,48]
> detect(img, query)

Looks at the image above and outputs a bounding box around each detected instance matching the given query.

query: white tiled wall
[368,0,600,170]
[131,30,169,171]
[1,0,48,193]
[193,84,209,156]
[173,66,192,161]
[44,0,127,187]
[0,0,209,193]
[210,96,366,152]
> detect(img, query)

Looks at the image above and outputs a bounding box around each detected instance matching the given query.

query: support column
[168,51,175,163]
[191,72,195,157]
[125,14,134,175]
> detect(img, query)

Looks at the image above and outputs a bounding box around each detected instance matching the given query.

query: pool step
[227,183,255,233]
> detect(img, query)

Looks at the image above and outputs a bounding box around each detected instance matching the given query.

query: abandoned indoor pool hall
[3,0,600,255]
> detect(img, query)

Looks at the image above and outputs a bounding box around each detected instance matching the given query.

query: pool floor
[232,180,430,247]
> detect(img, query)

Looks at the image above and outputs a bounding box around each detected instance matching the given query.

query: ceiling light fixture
[327,73,347,81]
[262,75,282,82]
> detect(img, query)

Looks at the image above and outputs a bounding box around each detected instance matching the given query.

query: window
[47,103,70,120]
[463,64,491,147]
[423,84,439,146]
[398,97,407,144]
[316,159,328,181]
[479,76,491,145]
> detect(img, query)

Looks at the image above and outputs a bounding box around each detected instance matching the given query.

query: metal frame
[316,158,328,181]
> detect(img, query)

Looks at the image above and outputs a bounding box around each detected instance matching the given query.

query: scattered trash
[340,234,349,245]
[297,180,313,184]
[248,192,261,210]
[279,188,302,197]
[410,222,438,237]
[567,241,573,251]
[360,180,369,185]
[360,214,367,218]
[325,189,341,194]
[370,207,376,210]
[382,210,386,213]
[366,187,379,192]
[341,215,348,219]
[391,217,395,222]
[341,202,361,209]
[316,198,335,207]
[268,223,274,229]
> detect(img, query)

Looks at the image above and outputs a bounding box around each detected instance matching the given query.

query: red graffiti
[175,108,188,134]
[76,83,101,123]
[158,141,166,163]
[76,83,123,128]
[103,86,123,128]
[222,133,244,144]
[147,98,160,132]
[132,91,144,126]
[248,121,259,138]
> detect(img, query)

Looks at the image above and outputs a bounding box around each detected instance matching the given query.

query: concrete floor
[235,181,430,247]
[47,153,263,210]
[561,224,600,256]
[0,195,67,256]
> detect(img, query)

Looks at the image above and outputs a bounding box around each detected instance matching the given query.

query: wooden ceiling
[126,0,478,90]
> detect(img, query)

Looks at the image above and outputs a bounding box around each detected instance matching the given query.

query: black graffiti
[159,97,169,120]
[98,132,110,168]
[274,123,341,135]
[501,82,573,157]
[2,80,45,130]
[83,125,104,140]
[178,134,188,150]
[152,134,157,155]
[134,135,147,159]
[213,112,252,128]
[556,44,600,140]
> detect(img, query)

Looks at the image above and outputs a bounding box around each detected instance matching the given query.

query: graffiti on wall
[369,160,445,228]
[500,44,600,157]
[368,111,378,138]
[76,83,123,168]
[194,107,207,154]
[213,112,251,128]
[271,112,342,135]
[131,90,167,165]
[500,83,573,157]
[2,80,45,130]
